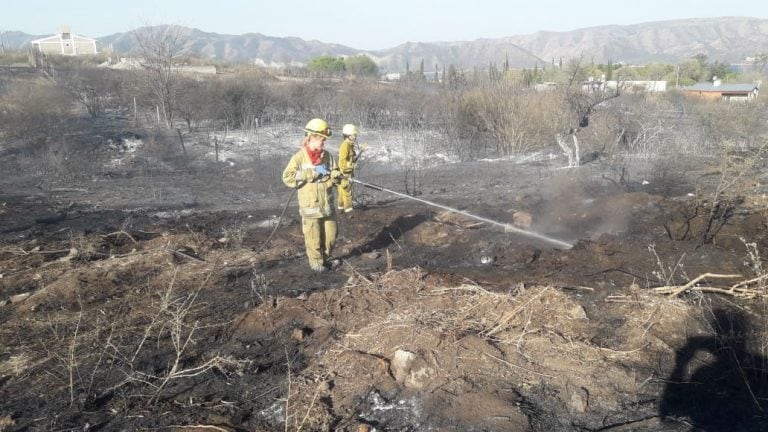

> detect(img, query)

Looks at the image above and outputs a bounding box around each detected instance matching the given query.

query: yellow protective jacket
[338,138,357,176]
[282,148,340,218]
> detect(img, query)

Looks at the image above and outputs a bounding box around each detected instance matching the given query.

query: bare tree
[132,25,188,128]
[556,56,620,167]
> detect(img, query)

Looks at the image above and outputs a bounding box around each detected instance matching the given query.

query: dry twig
[102,230,137,244]
[652,273,743,297]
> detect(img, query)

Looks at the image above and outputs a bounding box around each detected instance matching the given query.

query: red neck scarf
[304,144,324,166]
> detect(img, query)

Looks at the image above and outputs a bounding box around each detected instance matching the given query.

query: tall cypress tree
[606,60,614,81]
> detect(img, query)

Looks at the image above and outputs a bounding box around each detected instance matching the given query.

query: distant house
[382,72,401,81]
[580,76,667,94]
[682,78,759,101]
[31,26,97,56]
[606,80,667,93]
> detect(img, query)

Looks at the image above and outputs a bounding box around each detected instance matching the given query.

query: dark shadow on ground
[660,308,768,431]
[345,213,430,258]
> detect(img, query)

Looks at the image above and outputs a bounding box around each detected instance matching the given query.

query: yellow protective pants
[337,179,353,212]
[301,216,337,268]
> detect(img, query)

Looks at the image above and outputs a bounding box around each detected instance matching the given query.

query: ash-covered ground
[2,120,768,431]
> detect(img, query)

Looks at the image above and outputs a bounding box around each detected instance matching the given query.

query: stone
[403,357,435,390]
[569,387,589,413]
[390,349,416,383]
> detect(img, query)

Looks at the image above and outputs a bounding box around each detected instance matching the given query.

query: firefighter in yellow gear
[337,124,359,213]
[282,119,343,272]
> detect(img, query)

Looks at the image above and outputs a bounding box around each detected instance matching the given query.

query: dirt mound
[4,155,768,431]
[226,267,762,431]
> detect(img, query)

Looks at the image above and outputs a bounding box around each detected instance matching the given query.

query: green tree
[343,54,379,77]
[307,55,345,75]
[709,60,731,81]
[678,58,705,84]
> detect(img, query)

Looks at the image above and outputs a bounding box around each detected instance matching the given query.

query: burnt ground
[2,135,768,431]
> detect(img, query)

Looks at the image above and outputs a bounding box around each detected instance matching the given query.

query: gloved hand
[315,165,330,176]
[331,169,343,179]
[359,143,369,151]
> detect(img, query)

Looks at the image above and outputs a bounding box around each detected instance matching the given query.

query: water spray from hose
[350,178,573,249]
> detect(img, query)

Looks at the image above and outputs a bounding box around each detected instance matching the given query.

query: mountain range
[3,17,767,72]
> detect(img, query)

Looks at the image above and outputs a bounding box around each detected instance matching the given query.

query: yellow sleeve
[339,141,354,174]
[338,141,349,172]
[282,154,299,188]
[283,153,313,188]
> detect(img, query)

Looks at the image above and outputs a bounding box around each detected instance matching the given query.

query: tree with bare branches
[132,25,188,128]
[555,56,620,167]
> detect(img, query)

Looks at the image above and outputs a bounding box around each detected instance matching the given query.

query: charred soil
[2,145,768,431]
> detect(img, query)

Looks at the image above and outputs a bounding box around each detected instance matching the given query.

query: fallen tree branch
[652,273,742,297]
[729,273,768,290]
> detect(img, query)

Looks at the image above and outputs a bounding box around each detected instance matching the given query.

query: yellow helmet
[304,118,331,138]
[342,124,359,137]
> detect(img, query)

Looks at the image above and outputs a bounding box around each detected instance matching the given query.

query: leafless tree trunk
[132,25,187,128]
[556,129,580,168]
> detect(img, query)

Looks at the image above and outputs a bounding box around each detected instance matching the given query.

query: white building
[31,26,97,56]
[606,80,667,93]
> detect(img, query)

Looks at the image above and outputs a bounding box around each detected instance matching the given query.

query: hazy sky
[4,0,767,50]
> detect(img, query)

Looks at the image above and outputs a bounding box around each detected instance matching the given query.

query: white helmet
[342,124,359,137]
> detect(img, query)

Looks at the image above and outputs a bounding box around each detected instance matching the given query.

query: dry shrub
[464,82,567,154]
[336,79,395,128]
[0,78,71,146]
[691,100,766,149]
